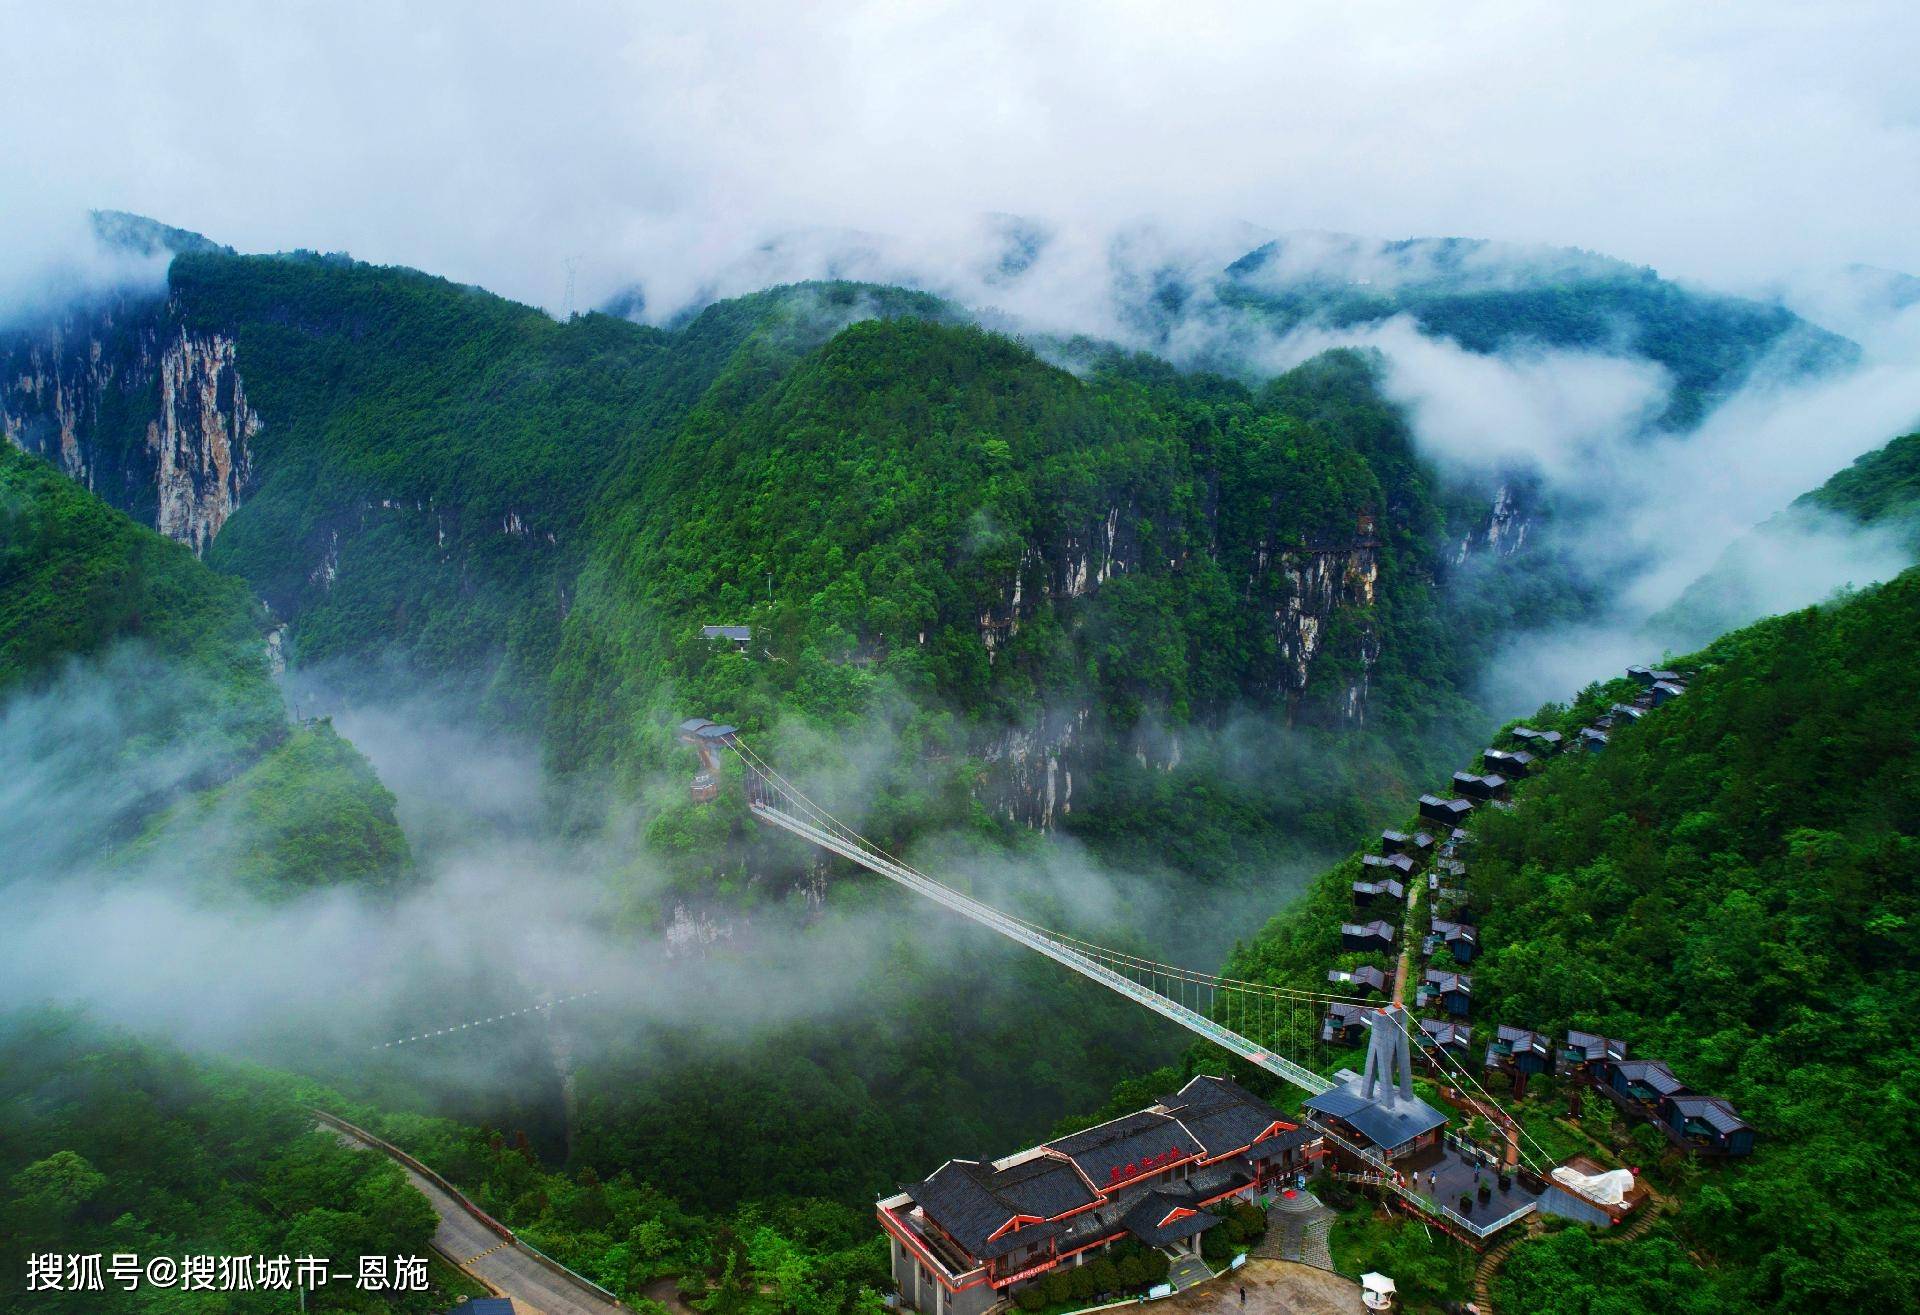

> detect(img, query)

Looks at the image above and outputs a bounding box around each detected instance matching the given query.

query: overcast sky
[5,1,1918,315]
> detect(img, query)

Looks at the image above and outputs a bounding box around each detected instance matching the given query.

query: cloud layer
[6,3,1919,315]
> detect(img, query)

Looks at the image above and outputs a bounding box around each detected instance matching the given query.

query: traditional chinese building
[880,1077,1320,1315]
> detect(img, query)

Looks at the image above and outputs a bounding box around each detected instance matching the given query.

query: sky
[5,2,1919,315]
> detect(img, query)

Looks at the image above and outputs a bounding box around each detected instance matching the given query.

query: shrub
[1014,1286,1046,1312]
[1069,1264,1098,1301]
[1142,1250,1171,1284]
[1087,1257,1120,1293]
[1041,1270,1074,1305]
[1117,1256,1148,1289]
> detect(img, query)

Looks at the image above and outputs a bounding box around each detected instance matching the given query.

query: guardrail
[314,1108,627,1309]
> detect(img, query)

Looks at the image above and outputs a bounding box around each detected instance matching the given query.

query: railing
[752,801,1336,1096]
[316,1109,628,1309]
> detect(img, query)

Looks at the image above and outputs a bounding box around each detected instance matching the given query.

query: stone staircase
[1471,1216,1542,1313]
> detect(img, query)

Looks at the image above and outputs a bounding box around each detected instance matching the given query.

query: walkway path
[318,1111,628,1315]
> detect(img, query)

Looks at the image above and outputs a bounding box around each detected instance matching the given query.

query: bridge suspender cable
[723,736,1367,1097]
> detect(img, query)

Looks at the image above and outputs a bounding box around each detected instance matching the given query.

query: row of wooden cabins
[1472,1027,1754,1157]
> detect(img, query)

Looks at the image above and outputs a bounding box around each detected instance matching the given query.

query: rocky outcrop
[150,327,259,552]
[1454,484,1533,564]
[2,294,260,555]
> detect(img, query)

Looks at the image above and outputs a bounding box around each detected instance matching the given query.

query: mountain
[1212,234,1855,428]
[1651,428,1920,649]
[1227,566,1920,1313]
[648,222,1858,433]
[0,440,408,892]
[0,220,1553,883]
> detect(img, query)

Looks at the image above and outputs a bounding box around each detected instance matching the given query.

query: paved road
[324,1118,626,1315]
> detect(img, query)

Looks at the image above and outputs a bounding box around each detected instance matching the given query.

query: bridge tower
[676,718,739,802]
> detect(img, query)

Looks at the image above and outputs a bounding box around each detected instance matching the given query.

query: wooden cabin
[1482,748,1533,778]
[1562,1031,1629,1076]
[1627,664,1653,686]
[1342,920,1396,953]
[1363,851,1416,876]
[1421,968,1472,1017]
[1610,702,1645,723]
[1416,1018,1473,1061]
[1603,1058,1687,1115]
[1650,680,1686,706]
[1660,1095,1755,1157]
[1578,727,1609,751]
[1351,876,1406,908]
[1418,794,1473,826]
[701,624,754,652]
[1510,727,1564,753]
[1322,1002,1371,1047]
[1485,1025,1553,1078]
[1428,917,1478,964]
[1328,965,1390,998]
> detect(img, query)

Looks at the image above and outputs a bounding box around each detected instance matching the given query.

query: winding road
[318,1111,628,1315]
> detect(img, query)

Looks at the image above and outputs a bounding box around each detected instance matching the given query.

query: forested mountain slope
[1655,427,1920,648]
[1226,566,1920,1313]
[0,442,407,892]
[1211,234,1855,428]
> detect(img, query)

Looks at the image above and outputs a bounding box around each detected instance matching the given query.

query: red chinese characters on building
[1107,1146,1186,1185]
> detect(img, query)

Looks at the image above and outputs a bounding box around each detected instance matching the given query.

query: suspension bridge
[678,718,1559,1192]
[372,716,1561,1213]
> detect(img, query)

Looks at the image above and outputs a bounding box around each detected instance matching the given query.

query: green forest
[1221,565,1920,1312]
[4,219,1914,1315]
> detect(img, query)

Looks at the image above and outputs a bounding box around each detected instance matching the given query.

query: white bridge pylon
[712,729,1362,1098]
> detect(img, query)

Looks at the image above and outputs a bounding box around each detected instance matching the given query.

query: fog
[7,2,1920,1124]
[5,4,1920,317]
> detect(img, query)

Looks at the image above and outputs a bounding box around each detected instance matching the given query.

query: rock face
[2,293,259,555]
[150,327,259,552]
[974,500,1386,830]
[1454,483,1533,564]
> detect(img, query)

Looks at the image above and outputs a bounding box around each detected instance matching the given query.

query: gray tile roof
[1304,1078,1448,1153]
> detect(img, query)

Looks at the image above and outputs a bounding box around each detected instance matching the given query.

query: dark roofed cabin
[1428,917,1478,964]
[1579,727,1609,751]
[1420,968,1472,1017]
[1322,1003,1370,1046]
[1418,794,1473,826]
[1351,876,1406,908]
[676,717,740,802]
[1510,727,1563,752]
[1603,1058,1687,1114]
[1650,680,1686,706]
[1660,1095,1755,1157]
[1485,1025,1553,1077]
[1453,772,1508,802]
[1627,664,1654,686]
[1562,1030,1629,1074]
[1341,920,1396,952]
[1329,965,1389,997]
[1380,829,1410,854]
[1416,1018,1473,1059]
[701,624,753,652]
[1610,702,1645,722]
[1482,748,1532,778]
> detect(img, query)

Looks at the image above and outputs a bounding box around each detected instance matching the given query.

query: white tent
[1552,1164,1636,1206]
[1360,1271,1397,1311]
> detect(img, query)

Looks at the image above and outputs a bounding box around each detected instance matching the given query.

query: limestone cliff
[975,500,1384,830]
[2,294,259,555]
